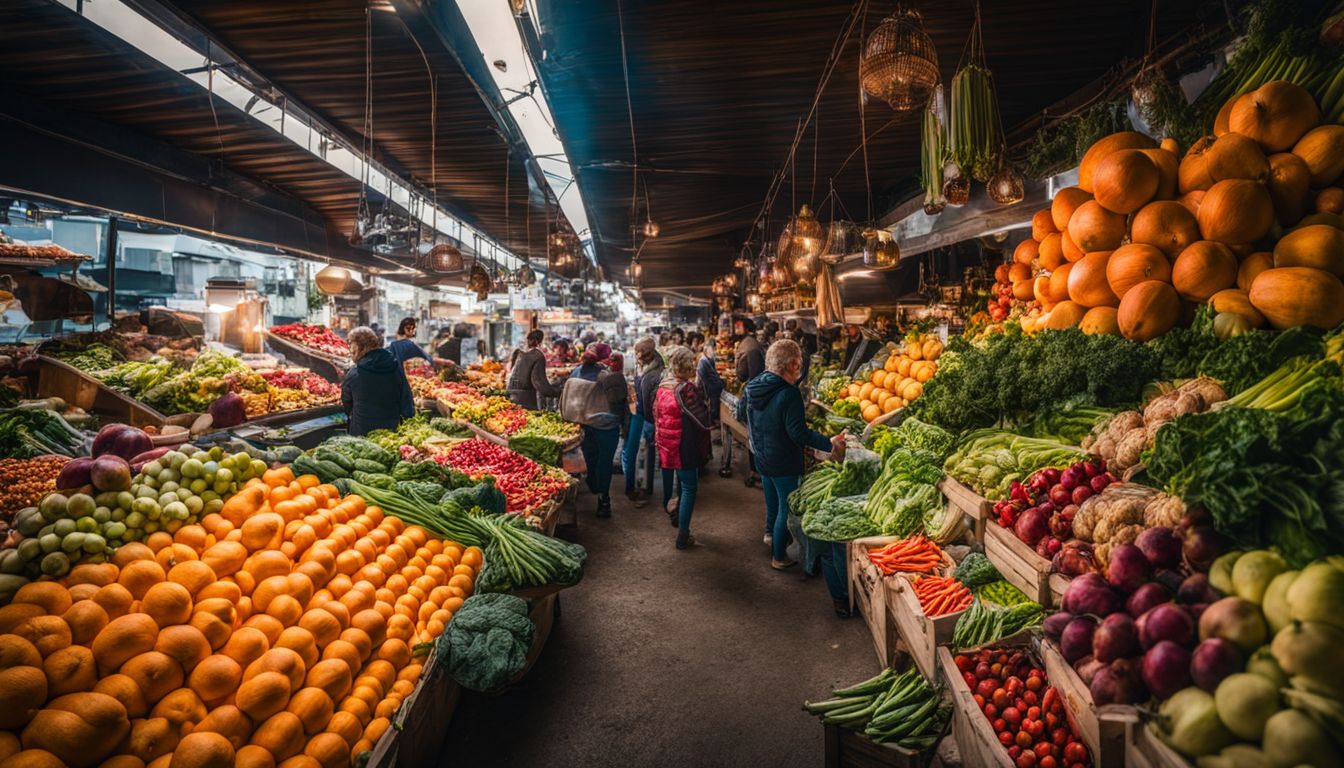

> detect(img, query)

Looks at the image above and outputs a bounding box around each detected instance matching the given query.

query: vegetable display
[0,408,87,458]
[909,575,973,617]
[952,648,1092,767]
[435,439,571,516]
[865,535,946,576]
[992,458,1117,564]
[802,497,879,543]
[864,448,944,537]
[442,593,535,692]
[832,334,943,422]
[803,667,950,748]
[0,455,69,525]
[945,430,1087,501]
[269,322,350,357]
[951,599,1044,650]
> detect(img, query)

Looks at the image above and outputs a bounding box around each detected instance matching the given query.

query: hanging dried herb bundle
[1021,100,1132,180]
[949,5,1003,183]
[921,85,947,215]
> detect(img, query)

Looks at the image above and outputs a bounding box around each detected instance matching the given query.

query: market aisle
[440,451,877,768]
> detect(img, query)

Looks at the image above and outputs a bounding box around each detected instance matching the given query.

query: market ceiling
[530,0,1212,292]
[0,0,569,272]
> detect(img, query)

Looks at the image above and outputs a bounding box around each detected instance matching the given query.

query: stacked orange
[840,335,943,422]
[0,465,479,768]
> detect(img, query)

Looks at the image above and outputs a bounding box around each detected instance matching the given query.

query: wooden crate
[886,571,966,682]
[1049,573,1071,607]
[823,719,939,768]
[1039,639,1129,768]
[366,644,461,768]
[852,571,897,667]
[939,476,990,543]
[1125,718,1190,768]
[938,647,1013,768]
[984,523,1054,606]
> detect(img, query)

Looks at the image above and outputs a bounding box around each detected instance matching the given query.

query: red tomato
[964,672,979,690]
[1052,728,1070,746]
[1034,742,1055,759]
[1016,731,1033,748]
[1024,690,1040,707]
[1027,706,1042,721]
[1039,757,1057,768]
[1026,674,1044,691]
[977,679,1000,699]
[1064,742,1089,764]
[955,654,975,672]
[999,731,1015,747]
[992,689,1010,709]
[1016,751,1038,768]
[1003,707,1022,726]
[1026,720,1046,739]
[1007,676,1025,694]
[994,718,1007,733]
[974,694,986,709]
[985,704,998,719]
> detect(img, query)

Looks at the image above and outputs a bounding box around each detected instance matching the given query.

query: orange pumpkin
[1051,187,1093,232]
[1013,239,1039,266]
[1117,280,1181,342]
[1067,251,1119,308]
[1066,201,1126,253]
[1178,136,1216,194]
[1266,152,1312,227]
[1106,244,1171,299]
[1079,306,1120,335]
[1172,241,1238,302]
[1293,125,1344,188]
[1229,81,1320,153]
[20,692,130,768]
[1197,179,1274,244]
[1078,131,1158,192]
[1249,267,1344,329]
[1205,132,1269,182]
[1031,209,1057,241]
[1092,149,1160,214]
[1130,201,1199,259]
[1273,224,1344,277]
[1038,233,1065,270]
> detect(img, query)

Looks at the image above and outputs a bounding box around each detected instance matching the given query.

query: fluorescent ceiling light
[54,0,524,270]
[455,0,592,261]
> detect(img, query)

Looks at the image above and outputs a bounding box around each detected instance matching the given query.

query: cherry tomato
[1016,752,1038,768]
[1026,674,1044,691]
[1002,707,1022,726]
[1052,728,1070,746]
[1007,676,1025,694]
[999,731,1016,747]
[1039,757,1057,768]
[1016,731,1033,748]
[1046,713,1059,729]
[991,662,1004,678]
[1034,742,1056,759]
[984,704,998,719]
[1026,719,1046,739]
[955,654,975,672]
[994,718,1007,733]
[964,672,979,689]
[1027,706,1042,721]
[1064,742,1089,764]
[1023,690,1040,707]
[1008,746,1022,761]
[974,694,986,709]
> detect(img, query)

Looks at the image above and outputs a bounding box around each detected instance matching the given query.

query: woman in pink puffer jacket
[654,347,712,550]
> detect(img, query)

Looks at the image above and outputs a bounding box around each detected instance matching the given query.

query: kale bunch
[443,593,536,692]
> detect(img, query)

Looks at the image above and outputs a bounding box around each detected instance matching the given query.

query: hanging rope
[616,0,641,241]
[858,0,872,221]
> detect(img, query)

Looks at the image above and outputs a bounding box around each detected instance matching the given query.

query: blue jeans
[622,414,651,494]
[762,474,800,561]
[675,468,698,531]
[820,542,848,603]
[581,425,620,501]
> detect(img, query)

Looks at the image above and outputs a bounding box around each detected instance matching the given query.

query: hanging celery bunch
[950,4,1003,183]
[921,85,947,215]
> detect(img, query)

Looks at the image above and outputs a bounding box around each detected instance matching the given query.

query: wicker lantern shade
[987,165,1025,205]
[821,220,860,264]
[425,243,465,273]
[860,7,940,112]
[745,289,762,311]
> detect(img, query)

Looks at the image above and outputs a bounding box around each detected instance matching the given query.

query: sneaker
[833,600,853,619]
[596,498,611,518]
[763,533,773,545]
[771,558,798,570]
[676,533,696,550]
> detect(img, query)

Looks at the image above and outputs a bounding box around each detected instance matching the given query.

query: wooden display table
[264,331,350,383]
[36,354,172,429]
[939,476,990,543]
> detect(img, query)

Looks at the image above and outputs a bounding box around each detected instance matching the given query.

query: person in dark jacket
[507,329,561,409]
[743,339,848,614]
[696,336,725,426]
[654,347,711,549]
[571,342,623,518]
[341,326,415,437]
[839,324,877,371]
[735,319,765,383]
[388,317,431,366]
[622,337,663,505]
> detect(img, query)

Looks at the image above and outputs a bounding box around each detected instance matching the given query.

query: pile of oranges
[0,464,478,768]
[835,335,944,423]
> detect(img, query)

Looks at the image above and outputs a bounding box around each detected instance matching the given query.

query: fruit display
[269,323,351,358]
[991,459,1117,565]
[944,431,1087,501]
[0,456,70,531]
[433,439,572,516]
[951,647,1093,767]
[0,463,479,767]
[832,334,944,422]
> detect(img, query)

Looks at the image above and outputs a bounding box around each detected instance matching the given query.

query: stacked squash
[840,335,944,422]
[1014,80,1344,340]
[0,465,476,768]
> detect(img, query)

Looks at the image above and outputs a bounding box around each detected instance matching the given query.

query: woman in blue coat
[341,326,415,436]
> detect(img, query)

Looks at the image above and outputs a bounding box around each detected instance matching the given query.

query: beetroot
[1049,485,1072,507]
[1093,612,1141,662]
[1060,467,1081,491]
[1190,638,1243,692]
[1060,616,1098,664]
[1092,657,1148,705]
[1090,474,1112,493]
[209,392,247,429]
[1126,582,1172,618]
[1138,603,1195,649]
[1183,525,1233,571]
[1177,573,1219,604]
[55,457,94,490]
[1014,507,1050,546]
[1153,568,1186,594]
[1053,540,1097,577]
[1142,640,1193,699]
[1135,526,1183,568]
[89,455,131,493]
[1071,485,1093,505]
[1063,573,1121,616]
[91,424,152,460]
[1074,656,1106,687]
[1106,544,1151,593]
[1043,611,1073,640]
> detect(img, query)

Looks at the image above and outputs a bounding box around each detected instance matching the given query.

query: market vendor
[507,329,562,409]
[569,342,625,518]
[742,339,848,615]
[838,323,877,371]
[388,317,431,365]
[341,326,415,437]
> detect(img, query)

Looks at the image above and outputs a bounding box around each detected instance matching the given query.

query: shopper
[743,340,848,608]
[622,337,664,506]
[697,336,725,427]
[736,318,766,485]
[654,346,712,549]
[785,318,817,382]
[341,326,415,437]
[568,343,623,517]
[552,338,575,365]
[605,351,631,438]
[507,329,561,409]
[387,317,431,365]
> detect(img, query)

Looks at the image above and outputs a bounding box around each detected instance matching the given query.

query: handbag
[674,382,713,468]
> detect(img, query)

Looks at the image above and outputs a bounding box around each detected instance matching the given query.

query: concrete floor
[440,448,878,767]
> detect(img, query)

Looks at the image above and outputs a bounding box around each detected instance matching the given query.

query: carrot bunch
[910,575,973,616]
[866,534,945,576]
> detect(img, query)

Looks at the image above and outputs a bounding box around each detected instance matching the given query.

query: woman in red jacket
[654,347,712,550]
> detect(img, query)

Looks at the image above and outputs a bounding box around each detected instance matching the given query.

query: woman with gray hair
[654,346,712,549]
[341,326,415,437]
[743,338,848,615]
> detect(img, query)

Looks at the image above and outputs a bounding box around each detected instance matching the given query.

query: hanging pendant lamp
[425,243,465,274]
[860,6,940,112]
[821,220,860,264]
[779,204,823,284]
[861,228,901,271]
[986,162,1025,205]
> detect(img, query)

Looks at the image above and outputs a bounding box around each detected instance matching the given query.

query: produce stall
[266,324,352,382]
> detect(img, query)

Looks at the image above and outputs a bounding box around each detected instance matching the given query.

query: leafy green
[391,460,449,484]
[976,579,1031,607]
[443,479,508,516]
[953,553,1001,588]
[442,593,535,692]
[873,417,956,459]
[803,497,879,542]
[864,447,945,536]
[1145,305,1219,380]
[507,434,562,467]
